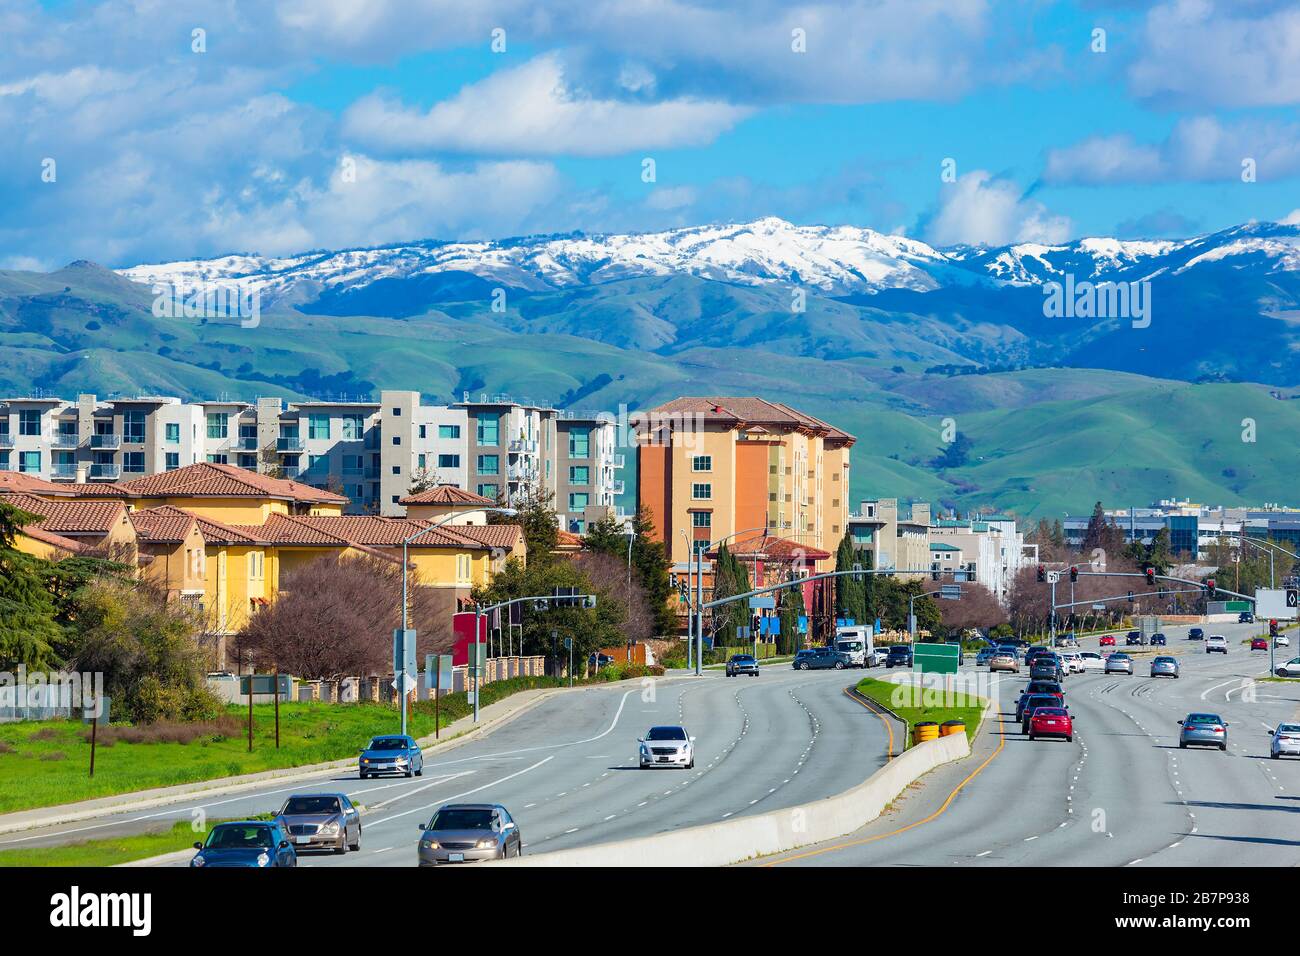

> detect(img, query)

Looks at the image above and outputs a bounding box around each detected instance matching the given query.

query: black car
[1125,631,1143,646]
[885,645,914,668]
[793,646,848,670]
[1239,612,1255,624]
[1150,632,1167,646]
[1029,655,1064,681]
[726,654,760,677]
[1018,693,1064,727]
[1025,679,1064,699]
[1188,627,1204,641]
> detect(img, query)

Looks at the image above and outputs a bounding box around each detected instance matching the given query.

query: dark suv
[1125,631,1143,646]
[1188,627,1204,640]
[726,654,760,677]
[1029,655,1064,681]
[885,645,914,668]
[1018,693,1064,728]
[793,646,847,670]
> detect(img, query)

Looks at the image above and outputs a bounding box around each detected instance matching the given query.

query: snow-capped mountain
[117,217,1300,308]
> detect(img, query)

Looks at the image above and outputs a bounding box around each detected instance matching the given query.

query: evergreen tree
[1081,502,1108,552]
[778,577,806,653]
[582,507,675,635]
[834,534,867,625]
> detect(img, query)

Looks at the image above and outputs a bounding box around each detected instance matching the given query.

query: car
[1277,634,1291,648]
[639,725,695,768]
[726,654,760,677]
[191,821,297,868]
[1150,633,1167,646]
[1125,631,1143,646]
[1029,657,1064,682]
[1020,695,1066,732]
[975,647,998,667]
[1149,656,1180,679]
[1269,723,1300,759]
[868,647,890,667]
[1077,651,1105,672]
[1025,679,1064,699]
[275,793,362,854]
[588,653,616,668]
[1099,634,1116,647]
[1179,713,1228,751]
[1028,706,1073,742]
[1104,652,1133,674]
[1057,652,1081,674]
[359,734,424,779]
[1023,646,1052,663]
[1205,635,1228,655]
[1239,611,1255,624]
[989,650,1020,673]
[794,646,850,670]
[1188,627,1204,641]
[884,645,914,669]
[1274,657,1300,678]
[1251,637,1269,651]
[417,804,521,865]
[1054,633,1079,648]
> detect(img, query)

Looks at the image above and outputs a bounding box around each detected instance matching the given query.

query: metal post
[695,541,704,676]
[274,675,280,749]
[401,540,409,739]
[1049,578,1057,645]
[246,655,254,754]
[434,658,441,740]
[908,593,916,642]
[88,698,97,778]
[473,607,482,723]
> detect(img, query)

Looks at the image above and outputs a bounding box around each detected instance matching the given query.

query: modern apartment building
[928,515,1029,603]
[847,498,932,581]
[556,412,623,533]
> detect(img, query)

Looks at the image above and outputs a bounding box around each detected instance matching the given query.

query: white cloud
[1280,209,1300,225]
[342,55,751,156]
[924,172,1072,247]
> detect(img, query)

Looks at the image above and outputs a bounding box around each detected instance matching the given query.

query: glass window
[477,483,498,500]
[206,412,228,439]
[342,454,362,474]
[417,454,426,470]
[19,410,41,436]
[19,451,40,472]
[123,451,145,473]
[691,511,712,528]
[569,465,590,485]
[439,424,461,440]
[308,454,327,472]
[123,410,146,443]
[239,422,257,440]
[692,455,712,472]
[206,453,228,464]
[308,414,330,440]
[477,413,500,446]
[569,492,589,512]
[341,414,364,440]
[165,452,180,470]
[692,483,712,500]
[438,454,460,468]
[165,422,180,443]
[477,454,499,475]
[568,426,590,458]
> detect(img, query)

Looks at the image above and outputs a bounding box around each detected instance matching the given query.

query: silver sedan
[417,804,522,866]
[1269,723,1300,759]
[1149,656,1180,678]
[1104,652,1133,675]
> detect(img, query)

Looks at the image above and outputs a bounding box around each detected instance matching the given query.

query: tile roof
[0,473,133,497]
[645,397,854,445]
[711,533,833,563]
[0,492,128,535]
[227,513,400,563]
[555,529,584,550]
[117,462,348,504]
[17,524,87,554]
[286,516,493,549]
[128,507,199,544]
[139,505,268,545]
[399,485,495,506]
[453,523,525,551]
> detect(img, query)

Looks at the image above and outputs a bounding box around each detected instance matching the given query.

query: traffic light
[1145,567,1156,586]
[1037,564,1046,583]
[1206,578,1216,599]
[1069,566,1078,583]
[1270,619,1279,637]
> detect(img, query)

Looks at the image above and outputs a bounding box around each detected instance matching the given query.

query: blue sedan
[360,734,424,779]
[191,821,297,868]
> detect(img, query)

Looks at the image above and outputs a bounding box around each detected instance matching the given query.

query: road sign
[748,595,776,609]
[392,629,418,677]
[913,642,960,675]
[1046,571,1061,584]
[392,673,417,694]
[1092,603,1106,611]
[939,585,962,600]
[1257,588,1296,620]
[425,654,453,687]
[240,674,288,697]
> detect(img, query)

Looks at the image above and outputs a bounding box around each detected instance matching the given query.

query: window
[165,422,180,443]
[569,493,589,512]
[568,426,590,458]
[417,454,426,470]
[439,424,461,440]
[391,436,401,446]
[571,520,585,534]
[123,410,146,443]
[477,483,498,500]
[691,483,712,500]
[206,412,228,439]
[477,413,500,446]
[438,454,460,469]
[123,452,145,473]
[342,414,364,440]
[342,455,363,474]
[206,454,228,465]
[165,452,180,470]
[692,455,712,472]
[0,452,8,470]
[691,511,712,528]
[308,454,327,472]
[391,465,401,476]
[456,554,471,582]
[568,465,590,485]
[18,410,41,436]
[477,454,499,476]
[19,451,40,473]
[418,425,426,439]
[308,414,330,441]
[391,407,401,417]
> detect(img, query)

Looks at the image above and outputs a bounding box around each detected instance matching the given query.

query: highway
[0,665,886,867]
[760,621,1300,867]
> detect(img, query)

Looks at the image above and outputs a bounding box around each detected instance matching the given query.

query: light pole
[624,521,636,664]
[400,505,517,736]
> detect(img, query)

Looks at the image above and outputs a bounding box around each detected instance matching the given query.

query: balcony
[509,438,538,454]
[90,434,121,449]
[88,463,121,480]
[611,480,626,495]
[52,432,80,449]
[611,453,625,469]
[50,463,78,479]
[235,436,260,451]
[0,434,13,448]
[277,437,304,452]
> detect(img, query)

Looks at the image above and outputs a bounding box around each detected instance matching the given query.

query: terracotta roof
[0,473,73,495]
[128,507,199,544]
[399,485,494,506]
[228,513,399,563]
[0,492,128,536]
[117,462,348,504]
[452,523,525,551]
[139,505,267,545]
[286,516,492,549]
[710,534,832,563]
[17,524,88,554]
[645,397,855,445]
[554,529,584,550]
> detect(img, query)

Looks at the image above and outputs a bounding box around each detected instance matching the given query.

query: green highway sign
[913,642,960,675]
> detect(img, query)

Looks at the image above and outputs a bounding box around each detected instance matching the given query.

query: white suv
[1205,635,1228,655]
[639,726,695,769]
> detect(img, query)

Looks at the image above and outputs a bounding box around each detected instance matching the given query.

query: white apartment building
[928,515,1029,604]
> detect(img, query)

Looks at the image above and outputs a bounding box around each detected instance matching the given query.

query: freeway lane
[1,665,886,867]
[761,621,1300,867]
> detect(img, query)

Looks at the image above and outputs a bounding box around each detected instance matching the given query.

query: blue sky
[2,0,1299,269]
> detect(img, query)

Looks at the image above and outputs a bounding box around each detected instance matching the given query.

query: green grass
[0,677,570,815]
[0,817,271,868]
[855,677,985,748]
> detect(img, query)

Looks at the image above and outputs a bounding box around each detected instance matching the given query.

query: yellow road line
[843,686,894,759]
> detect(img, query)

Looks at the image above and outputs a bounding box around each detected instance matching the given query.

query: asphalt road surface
[0,665,886,867]
[759,621,1300,867]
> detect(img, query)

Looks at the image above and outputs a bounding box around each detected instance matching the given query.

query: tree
[406,467,442,495]
[834,534,867,625]
[490,486,558,566]
[937,582,1006,636]
[258,442,284,479]
[777,578,806,654]
[710,544,752,645]
[581,507,675,635]
[1081,502,1108,552]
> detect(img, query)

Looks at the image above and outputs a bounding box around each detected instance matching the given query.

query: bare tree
[938,582,1006,634]
[571,550,655,643]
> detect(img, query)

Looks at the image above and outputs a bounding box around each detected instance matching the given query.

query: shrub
[39,751,67,761]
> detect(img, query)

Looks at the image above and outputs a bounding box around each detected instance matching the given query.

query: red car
[1099,635,1116,647]
[1251,638,1268,650]
[1028,706,1073,742]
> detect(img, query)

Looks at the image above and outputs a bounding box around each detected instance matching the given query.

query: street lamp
[624,520,636,664]
[398,505,518,736]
